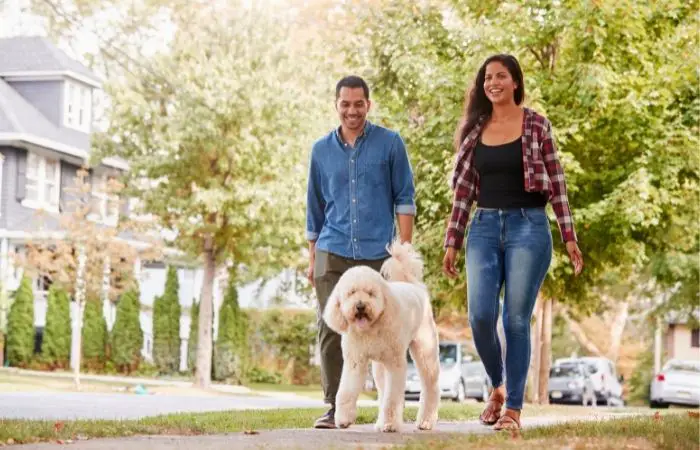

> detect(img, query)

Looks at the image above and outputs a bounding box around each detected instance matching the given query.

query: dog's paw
[381,421,400,433]
[334,407,355,429]
[416,419,435,430]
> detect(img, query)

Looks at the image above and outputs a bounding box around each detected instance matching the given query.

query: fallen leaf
[6,439,14,445]
[54,421,65,433]
[653,412,662,421]
[56,440,65,445]
[243,429,259,435]
[688,411,699,419]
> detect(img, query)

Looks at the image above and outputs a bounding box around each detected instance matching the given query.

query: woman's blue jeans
[466,207,552,410]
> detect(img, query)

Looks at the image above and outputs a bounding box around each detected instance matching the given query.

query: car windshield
[550,365,581,377]
[406,344,459,364]
[439,344,458,364]
[665,361,700,373]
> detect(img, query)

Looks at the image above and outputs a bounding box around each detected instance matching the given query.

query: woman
[442,54,583,431]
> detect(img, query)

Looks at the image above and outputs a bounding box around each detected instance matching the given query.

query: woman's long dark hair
[453,54,525,151]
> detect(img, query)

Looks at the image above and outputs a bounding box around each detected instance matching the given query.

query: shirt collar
[336,121,372,145]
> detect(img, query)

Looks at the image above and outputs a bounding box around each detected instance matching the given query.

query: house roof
[0,76,88,159]
[0,36,101,86]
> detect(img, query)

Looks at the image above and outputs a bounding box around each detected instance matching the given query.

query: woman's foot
[493,408,521,431]
[479,386,505,425]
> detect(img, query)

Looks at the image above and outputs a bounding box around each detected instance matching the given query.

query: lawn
[402,413,700,450]
[0,403,670,446]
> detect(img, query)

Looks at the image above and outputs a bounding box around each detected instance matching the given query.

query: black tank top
[473,137,547,208]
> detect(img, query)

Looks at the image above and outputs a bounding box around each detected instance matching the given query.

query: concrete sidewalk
[14,415,635,449]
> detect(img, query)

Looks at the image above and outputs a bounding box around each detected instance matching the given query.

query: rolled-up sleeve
[391,134,416,215]
[306,149,324,241]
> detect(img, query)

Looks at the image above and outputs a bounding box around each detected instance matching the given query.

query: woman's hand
[566,241,584,276]
[443,247,459,278]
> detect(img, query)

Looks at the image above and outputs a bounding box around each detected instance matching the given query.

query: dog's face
[323,266,388,333]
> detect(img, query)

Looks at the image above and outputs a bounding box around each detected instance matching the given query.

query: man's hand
[442,247,459,278]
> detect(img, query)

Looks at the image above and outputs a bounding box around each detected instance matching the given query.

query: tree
[81,295,107,370]
[259,310,316,384]
[6,276,35,367]
[23,168,159,386]
[342,0,698,400]
[110,289,143,373]
[91,4,332,387]
[187,300,199,373]
[214,276,249,383]
[41,286,72,368]
[153,266,181,374]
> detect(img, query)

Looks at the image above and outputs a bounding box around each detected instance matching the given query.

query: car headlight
[408,373,420,381]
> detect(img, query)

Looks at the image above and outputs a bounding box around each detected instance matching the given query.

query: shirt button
[353,238,357,242]
[353,219,356,223]
[351,179,355,183]
[352,199,356,203]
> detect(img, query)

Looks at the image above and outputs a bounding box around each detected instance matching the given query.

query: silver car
[548,361,597,406]
[405,341,490,403]
[650,359,700,408]
[555,356,625,406]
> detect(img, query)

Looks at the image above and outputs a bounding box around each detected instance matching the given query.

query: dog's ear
[323,292,348,333]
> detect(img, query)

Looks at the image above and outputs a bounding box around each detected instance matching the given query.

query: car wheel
[650,400,669,409]
[454,380,466,403]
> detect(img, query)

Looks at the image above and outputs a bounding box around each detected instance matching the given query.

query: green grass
[401,413,700,450]
[0,403,693,446]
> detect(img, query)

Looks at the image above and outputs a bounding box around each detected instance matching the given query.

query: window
[64,81,92,132]
[692,329,699,348]
[90,173,120,225]
[23,153,60,211]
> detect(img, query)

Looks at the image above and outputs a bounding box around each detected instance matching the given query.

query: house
[0,36,225,369]
[664,313,700,362]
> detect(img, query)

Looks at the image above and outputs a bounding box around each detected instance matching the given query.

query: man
[306,75,416,429]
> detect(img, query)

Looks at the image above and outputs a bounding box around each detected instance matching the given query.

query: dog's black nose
[356,303,366,312]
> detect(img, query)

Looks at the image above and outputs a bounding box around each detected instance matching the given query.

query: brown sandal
[493,414,521,431]
[479,399,503,425]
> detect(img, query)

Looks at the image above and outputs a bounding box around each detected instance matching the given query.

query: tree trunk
[194,235,216,389]
[607,301,629,362]
[72,245,87,390]
[654,317,663,374]
[559,306,604,356]
[529,298,543,403]
[537,297,553,404]
[0,332,4,367]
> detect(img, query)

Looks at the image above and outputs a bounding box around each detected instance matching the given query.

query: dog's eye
[348,288,356,296]
[367,290,375,297]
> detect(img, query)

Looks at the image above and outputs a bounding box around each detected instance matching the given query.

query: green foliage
[344,0,699,313]
[41,286,71,368]
[7,276,35,367]
[153,266,181,374]
[214,279,249,383]
[81,297,107,369]
[256,309,316,384]
[187,300,198,373]
[110,289,144,373]
[247,366,282,384]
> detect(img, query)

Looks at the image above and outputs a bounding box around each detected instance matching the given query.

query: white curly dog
[323,240,440,432]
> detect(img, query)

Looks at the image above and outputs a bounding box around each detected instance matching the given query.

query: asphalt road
[0,391,336,420]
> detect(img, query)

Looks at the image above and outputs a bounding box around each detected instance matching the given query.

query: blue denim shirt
[306,121,416,260]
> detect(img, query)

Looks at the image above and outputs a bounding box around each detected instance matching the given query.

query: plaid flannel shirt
[444,108,577,249]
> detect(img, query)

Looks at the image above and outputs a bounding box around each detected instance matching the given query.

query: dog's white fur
[323,240,440,432]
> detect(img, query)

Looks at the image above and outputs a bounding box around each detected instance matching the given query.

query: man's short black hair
[335,76,370,100]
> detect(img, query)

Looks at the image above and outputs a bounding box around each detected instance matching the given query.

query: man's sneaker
[313,406,336,429]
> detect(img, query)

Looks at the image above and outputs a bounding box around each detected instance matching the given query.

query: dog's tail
[380,239,424,284]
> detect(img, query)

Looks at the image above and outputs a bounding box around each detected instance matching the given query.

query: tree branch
[558,306,604,356]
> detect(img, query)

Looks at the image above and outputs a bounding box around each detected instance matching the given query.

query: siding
[7,80,62,127]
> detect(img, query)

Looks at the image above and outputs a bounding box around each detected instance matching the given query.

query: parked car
[405,341,490,403]
[650,359,700,408]
[554,357,624,406]
[548,361,597,406]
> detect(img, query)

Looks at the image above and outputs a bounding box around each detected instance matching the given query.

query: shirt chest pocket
[360,159,389,187]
